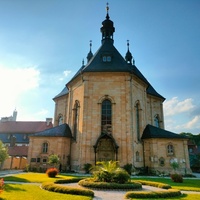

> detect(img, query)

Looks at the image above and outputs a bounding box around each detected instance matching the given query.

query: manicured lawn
[132,177,200,192]
[1,172,83,183]
[0,184,92,200]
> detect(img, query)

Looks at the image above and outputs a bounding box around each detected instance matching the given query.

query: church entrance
[93,133,119,164]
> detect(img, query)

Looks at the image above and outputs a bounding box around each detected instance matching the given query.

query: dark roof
[142,124,188,139]
[8,146,28,156]
[0,121,53,133]
[0,133,29,144]
[31,123,72,138]
[53,87,69,100]
[65,40,164,100]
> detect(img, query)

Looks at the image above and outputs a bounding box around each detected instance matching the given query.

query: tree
[0,140,9,169]
[48,154,60,167]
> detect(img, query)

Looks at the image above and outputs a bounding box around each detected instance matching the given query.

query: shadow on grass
[4,184,26,192]
[3,176,30,182]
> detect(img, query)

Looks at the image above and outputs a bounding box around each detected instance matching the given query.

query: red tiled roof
[0,121,53,133]
[8,146,28,156]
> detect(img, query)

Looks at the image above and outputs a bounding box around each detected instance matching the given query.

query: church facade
[28,7,191,174]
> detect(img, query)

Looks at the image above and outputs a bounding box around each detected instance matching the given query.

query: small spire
[106,2,110,20]
[82,59,85,66]
[125,40,134,65]
[87,40,93,63]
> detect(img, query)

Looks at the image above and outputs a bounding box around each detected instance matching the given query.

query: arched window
[135,101,140,141]
[101,99,112,134]
[42,142,48,153]
[136,151,139,162]
[154,114,160,128]
[73,100,79,141]
[167,144,174,155]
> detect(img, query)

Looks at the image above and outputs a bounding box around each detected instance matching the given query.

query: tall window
[73,100,79,140]
[42,142,48,153]
[167,144,174,155]
[136,151,139,162]
[154,114,160,128]
[135,101,140,141]
[101,99,112,134]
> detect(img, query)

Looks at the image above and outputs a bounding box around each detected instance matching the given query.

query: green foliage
[170,173,183,183]
[135,180,171,189]
[92,160,130,183]
[78,178,142,190]
[83,163,92,174]
[48,154,60,166]
[125,189,181,199]
[170,160,180,171]
[0,140,8,164]
[41,182,94,197]
[46,168,59,178]
[123,163,132,175]
[113,168,130,184]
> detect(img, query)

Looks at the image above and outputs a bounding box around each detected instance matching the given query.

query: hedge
[54,177,83,184]
[135,180,171,189]
[78,178,142,190]
[41,182,94,197]
[125,189,181,199]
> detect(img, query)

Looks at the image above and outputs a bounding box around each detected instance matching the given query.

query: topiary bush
[170,173,183,183]
[41,182,94,197]
[46,168,59,178]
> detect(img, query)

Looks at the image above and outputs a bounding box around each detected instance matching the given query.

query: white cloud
[164,97,194,116]
[184,115,200,129]
[59,70,72,81]
[0,66,40,117]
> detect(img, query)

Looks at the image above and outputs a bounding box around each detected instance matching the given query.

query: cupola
[100,3,115,44]
[125,40,135,65]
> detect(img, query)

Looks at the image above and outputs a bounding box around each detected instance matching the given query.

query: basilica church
[28,6,191,174]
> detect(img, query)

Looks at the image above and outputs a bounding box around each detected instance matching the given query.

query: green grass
[1,173,83,183]
[132,177,200,192]
[0,184,92,200]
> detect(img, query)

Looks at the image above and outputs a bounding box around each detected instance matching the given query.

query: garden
[0,161,200,199]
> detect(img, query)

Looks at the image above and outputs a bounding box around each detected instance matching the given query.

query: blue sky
[0,0,200,134]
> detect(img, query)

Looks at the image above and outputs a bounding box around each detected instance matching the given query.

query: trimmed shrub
[54,177,83,184]
[113,168,130,184]
[46,168,59,178]
[41,182,94,197]
[78,178,142,190]
[83,163,92,174]
[123,163,132,175]
[170,173,183,183]
[125,189,181,199]
[135,180,171,189]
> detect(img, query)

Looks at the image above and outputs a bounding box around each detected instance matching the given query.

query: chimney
[10,135,16,147]
[12,109,17,121]
[46,118,52,126]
